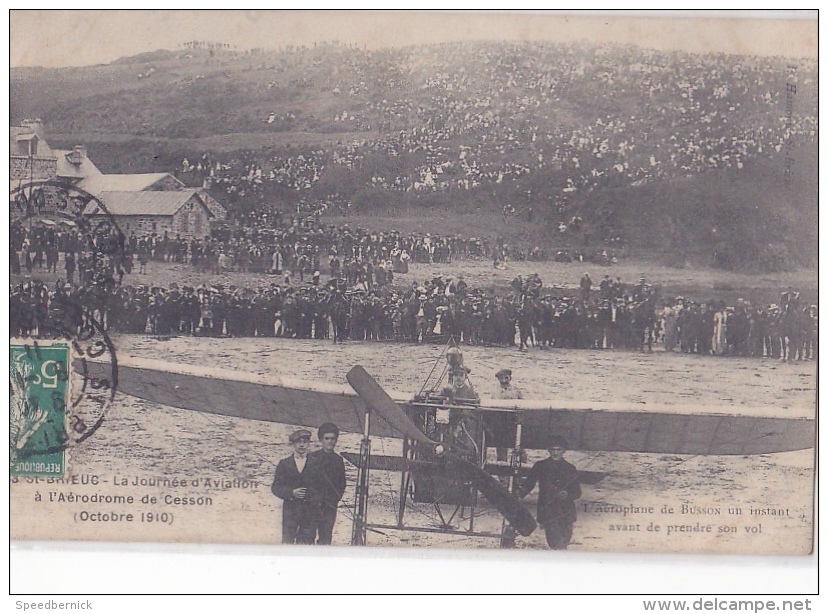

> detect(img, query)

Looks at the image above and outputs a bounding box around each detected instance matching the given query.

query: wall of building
[148,175,186,191]
[170,198,212,238]
[113,215,174,237]
[11,156,58,182]
[108,198,213,239]
[196,189,227,220]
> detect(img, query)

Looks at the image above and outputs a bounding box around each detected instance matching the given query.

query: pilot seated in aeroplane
[439,365,479,406]
[439,348,479,406]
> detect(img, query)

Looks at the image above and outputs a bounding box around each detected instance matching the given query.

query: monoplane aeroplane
[81,345,815,547]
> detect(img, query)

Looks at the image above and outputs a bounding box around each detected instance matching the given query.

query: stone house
[83,190,216,240]
[10,120,226,234]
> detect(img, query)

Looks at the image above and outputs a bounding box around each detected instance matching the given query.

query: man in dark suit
[308,423,346,545]
[519,435,582,550]
[271,429,316,545]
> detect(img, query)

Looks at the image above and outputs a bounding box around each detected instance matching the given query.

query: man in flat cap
[307,423,346,545]
[495,369,523,400]
[519,435,581,550]
[271,429,316,544]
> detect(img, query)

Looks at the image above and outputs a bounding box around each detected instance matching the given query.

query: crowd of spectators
[125,219,490,277]
[10,262,817,362]
[172,41,816,232]
[10,220,129,285]
[11,42,818,361]
[10,213,617,297]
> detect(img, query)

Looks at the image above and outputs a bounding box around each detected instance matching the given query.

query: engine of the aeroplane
[407,404,485,506]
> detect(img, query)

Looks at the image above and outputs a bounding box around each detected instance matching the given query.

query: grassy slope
[11,45,818,272]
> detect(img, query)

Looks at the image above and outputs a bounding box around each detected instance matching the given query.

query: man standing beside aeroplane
[493,368,524,464]
[494,368,523,400]
[519,435,582,550]
[271,429,317,545]
[308,423,346,545]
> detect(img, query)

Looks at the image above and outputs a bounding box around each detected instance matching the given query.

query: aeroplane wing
[343,452,608,485]
[484,464,608,485]
[79,355,408,439]
[340,451,442,473]
[80,356,815,456]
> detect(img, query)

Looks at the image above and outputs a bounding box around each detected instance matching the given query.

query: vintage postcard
[9,10,817,561]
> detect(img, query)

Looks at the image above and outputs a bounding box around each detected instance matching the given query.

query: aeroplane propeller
[346,365,537,537]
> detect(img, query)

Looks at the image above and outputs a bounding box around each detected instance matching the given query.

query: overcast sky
[10,10,818,68]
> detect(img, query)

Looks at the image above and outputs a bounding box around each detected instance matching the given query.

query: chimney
[21,118,45,138]
[202,177,213,190]
[67,145,87,165]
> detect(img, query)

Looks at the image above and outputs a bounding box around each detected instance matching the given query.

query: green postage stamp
[10,341,71,476]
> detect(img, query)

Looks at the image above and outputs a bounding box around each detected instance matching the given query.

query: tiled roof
[54,150,102,180]
[78,173,182,195]
[84,190,208,217]
[10,127,55,159]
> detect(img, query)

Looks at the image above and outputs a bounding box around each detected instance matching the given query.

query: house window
[194,212,202,236]
[180,212,189,234]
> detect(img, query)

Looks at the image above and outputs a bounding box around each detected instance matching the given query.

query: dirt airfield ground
[11,258,817,555]
[11,333,813,555]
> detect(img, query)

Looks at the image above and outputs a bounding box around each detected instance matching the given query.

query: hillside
[10,41,818,271]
